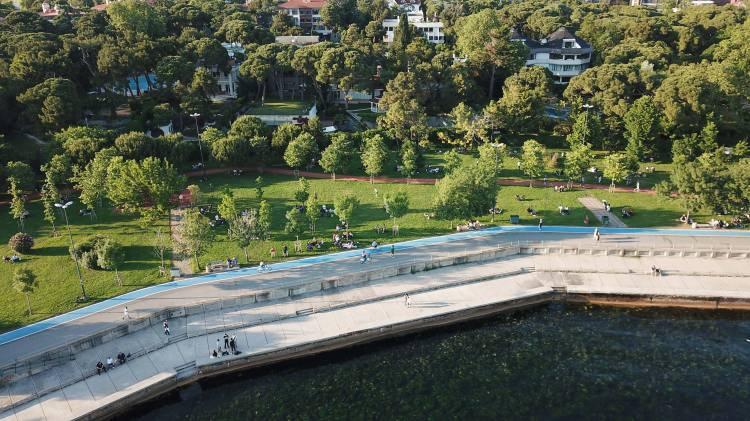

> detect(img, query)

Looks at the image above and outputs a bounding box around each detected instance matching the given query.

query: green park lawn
[248,101,311,116]
[0,171,713,332]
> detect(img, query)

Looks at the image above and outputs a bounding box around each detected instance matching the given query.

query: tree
[378,91,428,145]
[106,157,185,218]
[174,208,214,269]
[455,10,527,99]
[320,134,350,180]
[156,55,194,88]
[603,152,637,191]
[305,193,320,233]
[477,142,506,177]
[400,141,418,181]
[96,238,124,285]
[41,179,59,235]
[294,177,311,204]
[257,200,272,240]
[334,193,360,228]
[284,132,318,172]
[443,150,462,174]
[624,96,660,160]
[284,207,307,239]
[114,131,156,160]
[271,123,303,151]
[211,136,250,165]
[671,151,729,218]
[5,161,34,191]
[107,0,165,36]
[13,268,37,315]
[17,78,79,132]
[186,184,201,206]
[153,227,170,277]
[255,176,264,200]
[54,126,113,167]
[362,134,389,183]
[218,188,238,221]
[520,140,546,187]
[73,148,117,217]
[8,180,26,232]
[9,233,34,254]
[383,191,409,235]
[493,66,551,133]
[563,143,593,187]
[228,210,258,263]
[567,110,602,150]
[433,162,498,227]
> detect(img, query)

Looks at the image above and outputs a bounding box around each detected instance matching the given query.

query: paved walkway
[3,247,750,420]
[578,196,627,227]
[3,226,750,363]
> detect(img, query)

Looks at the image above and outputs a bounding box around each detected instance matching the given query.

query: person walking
[405,294,411,308]
[163,321,170,335]
[123,306,130,320]
[390,244,395,257]
[361,249,367,264]
[538,218,544,231]
[595,228,600,242]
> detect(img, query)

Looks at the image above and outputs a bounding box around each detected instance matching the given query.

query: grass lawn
[248,101,311,116]
[190,173,711,272]
[0,203,167,332]
[0,167,712,331]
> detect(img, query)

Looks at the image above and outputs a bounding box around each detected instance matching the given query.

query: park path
[184,166,656,194]
[578,197,627,228]
[169,209,193,276]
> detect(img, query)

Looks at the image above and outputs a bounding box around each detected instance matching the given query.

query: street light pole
[55,201,87,301]
[582,103,594,144]
[190,112,206,180]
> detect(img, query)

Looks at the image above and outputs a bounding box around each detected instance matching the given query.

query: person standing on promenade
[405,294,411,308]
[163,321,170,335]
[538,218,544,231]
[390,244,395,256]
[594,228,600,242]
[224,333,230,350]
[123,306,130,320]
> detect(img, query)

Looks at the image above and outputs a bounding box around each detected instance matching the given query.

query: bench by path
[578,197,627,228]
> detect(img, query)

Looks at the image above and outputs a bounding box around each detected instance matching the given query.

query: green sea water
[129,303,750,420]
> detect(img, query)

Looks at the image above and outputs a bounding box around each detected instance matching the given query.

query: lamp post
[582,103,594,144]
[55,201,87,301]
[190,112,207,180]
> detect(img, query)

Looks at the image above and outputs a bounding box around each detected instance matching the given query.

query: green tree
[567,110,602,149]
[563,143,593,187]
[17,78,79,132]
[218,188,238,221]
[433,161,498,227]
[603,152,637,191]
[383,191,409,235]
[284,132,318,172]
[96,238,124,285]
[107,0,165,36]
[40,179,59,235]
[455,9,527,99]
[334,193,360,228]
[294,177,311,204]
[257,199,272,240]
[106,157,185,218]
[211,136,250,165]
[174,207,215,269]
[520,140,546,187]
[284,206,307,239]
[305,193,320,233]
[400,141,418,181]
[443,150,462,174]
[228,210,258,263]
[493,66,551,133]
[13,267,37,315]
[361,134,389,183]
[320,134,350,180]
[8,180,26,232]
[271,123,303,151]
[155,55,195,88]
[73,148,117,217]
[671,152,728,218]
[5,161,34,191]
[477,142,506,177]
[624,96,660,160]
[255,176,264,200]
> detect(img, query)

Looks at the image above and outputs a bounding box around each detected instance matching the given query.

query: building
[274,35,321,46]
[208,43,244,100]
[382,14,445,44]
[511,27,592,85]
[387,0,421,13]
[278,0,331,36]
[39,1,63,19]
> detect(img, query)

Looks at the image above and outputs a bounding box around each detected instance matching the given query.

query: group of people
[320,204,335,217]
[231,169,243,176]
[333,231,356,249]
[211,333,239,358]
[558,205,570,215]
[2,255,21,263]
[526,207,538,216]
[225,257,238,268]
[96,352,129,375]
[466,220,481,230]
[307,238,324,251]
[553,185,569,192]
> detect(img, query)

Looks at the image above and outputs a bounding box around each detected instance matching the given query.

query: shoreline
[97,290,750,421]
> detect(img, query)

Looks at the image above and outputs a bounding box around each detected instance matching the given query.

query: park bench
[691,222,713,229]
[205,261,230,273]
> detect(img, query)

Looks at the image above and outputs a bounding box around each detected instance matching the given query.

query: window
[550,53,563,60]
[528,53,535,60]
[563,40,574,49]
[579,53,590,60]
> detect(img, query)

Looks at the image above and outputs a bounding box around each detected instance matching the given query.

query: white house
[278,0,331,36]
[511,27,592,84]
[387,0,421,13]
[382,14,444,44]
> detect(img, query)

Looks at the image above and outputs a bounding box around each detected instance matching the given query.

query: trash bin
[602,215,609,226]
[510,215,520,224]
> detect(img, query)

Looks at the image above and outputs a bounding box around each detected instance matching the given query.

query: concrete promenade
[2,226,750,420]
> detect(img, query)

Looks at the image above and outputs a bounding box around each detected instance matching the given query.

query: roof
[543,27,590,49]
[509,27,541,49]
[278,0,327,9]
[275,35,320,45]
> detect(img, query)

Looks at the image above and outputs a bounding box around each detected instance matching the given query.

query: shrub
[69,235,122,270]
[8,233,34,253]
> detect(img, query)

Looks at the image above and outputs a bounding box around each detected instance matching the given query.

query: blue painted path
[2,225,749,347]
